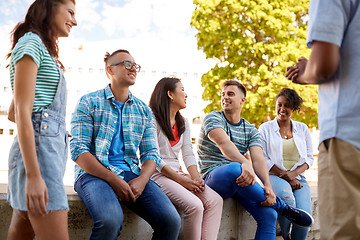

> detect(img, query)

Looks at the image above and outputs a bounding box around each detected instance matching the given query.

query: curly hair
[276,88,303,112]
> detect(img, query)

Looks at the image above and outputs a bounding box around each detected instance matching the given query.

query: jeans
[204,162,287,240]
[74,172,181,240]
[270,175,311,240]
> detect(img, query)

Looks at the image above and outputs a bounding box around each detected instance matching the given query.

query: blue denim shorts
[7,111,69,211]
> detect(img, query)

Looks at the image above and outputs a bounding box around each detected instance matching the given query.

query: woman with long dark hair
[6,0,77,239]
[149,77,223,240]
[259,88,314,240]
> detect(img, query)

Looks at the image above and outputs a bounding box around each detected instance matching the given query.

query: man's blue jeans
[74,172,181,240]
[270,175,311,240]
[204,162,287,240]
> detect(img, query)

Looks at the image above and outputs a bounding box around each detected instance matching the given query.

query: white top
[308,0,360,149]
[152,116,197,172]
[259,118,314,178]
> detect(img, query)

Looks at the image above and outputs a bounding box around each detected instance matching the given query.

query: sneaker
[280,205,314,227]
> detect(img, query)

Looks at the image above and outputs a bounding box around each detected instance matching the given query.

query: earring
[170,98,174,102]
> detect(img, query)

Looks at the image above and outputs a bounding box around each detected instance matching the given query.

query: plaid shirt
[70,84,160,182]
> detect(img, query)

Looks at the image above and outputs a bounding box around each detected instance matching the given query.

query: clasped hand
[285,57,308,84]
[236,161,256,187]
[111,176,147,202]
[279,170,297,182]
[180,176,205,193]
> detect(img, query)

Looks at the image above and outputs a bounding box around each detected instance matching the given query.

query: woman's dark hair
[149,77,185,141]
[276,88,303,112]
[6,0,75,68]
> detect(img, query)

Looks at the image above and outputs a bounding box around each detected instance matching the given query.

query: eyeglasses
[110,61,141,72]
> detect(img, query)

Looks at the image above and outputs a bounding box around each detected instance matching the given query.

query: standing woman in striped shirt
[6,0,77,239]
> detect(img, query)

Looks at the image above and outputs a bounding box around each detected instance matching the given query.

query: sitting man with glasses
[197,80,314,240]
[70,49,181,240]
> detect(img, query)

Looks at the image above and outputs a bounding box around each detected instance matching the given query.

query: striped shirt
[197,111,262,177]
[10,32,60,112]
[70,84,161,182]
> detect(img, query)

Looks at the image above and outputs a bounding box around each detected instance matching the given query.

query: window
[0,129,3,135]
[9,129,14,135]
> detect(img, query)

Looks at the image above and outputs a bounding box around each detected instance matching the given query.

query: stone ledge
[0,184,319,240]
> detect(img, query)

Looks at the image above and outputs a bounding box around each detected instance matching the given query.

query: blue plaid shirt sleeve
[70,95,94,161]
[139,108,161,166]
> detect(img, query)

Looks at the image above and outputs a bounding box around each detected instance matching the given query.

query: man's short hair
[222,80,246,97]
[104,49,130,66]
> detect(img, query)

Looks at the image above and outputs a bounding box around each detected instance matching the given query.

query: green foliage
[191,0,318,128]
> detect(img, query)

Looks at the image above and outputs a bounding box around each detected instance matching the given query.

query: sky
[0,0,217,183]
[0,0,215,72]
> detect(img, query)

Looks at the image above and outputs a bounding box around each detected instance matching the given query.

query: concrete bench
[0,184,319,239]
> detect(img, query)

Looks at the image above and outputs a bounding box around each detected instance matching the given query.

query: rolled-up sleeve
[182,119,197,168]
[139,112,161,166]
[70,96,94,161]
[151,118,166,171]
[258,124,275,171]
[304,125,314,168]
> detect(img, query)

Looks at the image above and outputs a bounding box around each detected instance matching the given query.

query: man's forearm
[250,146,272,187]
[217,141,249,164]
[208,128,248,164]
[298,41,340,85]
[138,159,156,181]
[75,152,117,183]
[253,160,272,187]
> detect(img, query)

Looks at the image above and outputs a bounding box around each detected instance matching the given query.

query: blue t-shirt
[308,0,360,149]
[108,100,131,171]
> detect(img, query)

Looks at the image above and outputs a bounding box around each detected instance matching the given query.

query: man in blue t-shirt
[197,80,313,239]
[286,1,360,238]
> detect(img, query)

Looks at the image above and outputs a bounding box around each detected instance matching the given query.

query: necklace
[282,130,289,139]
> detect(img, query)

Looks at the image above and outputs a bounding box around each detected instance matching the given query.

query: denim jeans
[270,175,311,240]
[74,172,181,240]
[204,162,287,240]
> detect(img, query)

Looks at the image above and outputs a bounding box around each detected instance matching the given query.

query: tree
[191,0,318,128]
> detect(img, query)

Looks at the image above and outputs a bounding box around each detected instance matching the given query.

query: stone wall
[0,184,319,239]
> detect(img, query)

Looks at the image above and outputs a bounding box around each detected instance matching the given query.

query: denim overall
[8,63,69,211]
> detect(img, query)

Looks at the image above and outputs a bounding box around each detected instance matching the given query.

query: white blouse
[152,116,197,172]
[259,118,314,178]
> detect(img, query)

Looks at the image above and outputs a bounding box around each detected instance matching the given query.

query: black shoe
[280,205,314,227]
